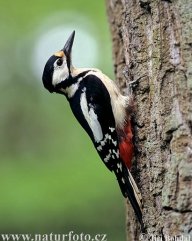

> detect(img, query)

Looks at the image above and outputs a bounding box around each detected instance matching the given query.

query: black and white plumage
[42,31,144,230]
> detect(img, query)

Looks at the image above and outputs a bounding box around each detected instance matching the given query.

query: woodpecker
[42,31,144,230]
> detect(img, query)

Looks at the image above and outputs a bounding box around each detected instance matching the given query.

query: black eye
[57,58,63,66]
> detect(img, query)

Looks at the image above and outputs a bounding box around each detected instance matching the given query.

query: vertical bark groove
[106,0,192,239]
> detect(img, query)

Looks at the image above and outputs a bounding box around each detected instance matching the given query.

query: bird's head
[42,31,75,93]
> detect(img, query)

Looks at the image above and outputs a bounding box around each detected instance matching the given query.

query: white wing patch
[80,91,103,143]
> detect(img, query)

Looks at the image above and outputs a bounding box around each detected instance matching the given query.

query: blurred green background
[0,0,125,240]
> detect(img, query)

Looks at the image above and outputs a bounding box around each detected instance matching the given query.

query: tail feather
[127,168,143,209]
[114,163,144,231]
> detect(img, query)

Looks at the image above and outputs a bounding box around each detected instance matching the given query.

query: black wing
[69,74,144,229]
[72,74,119,171]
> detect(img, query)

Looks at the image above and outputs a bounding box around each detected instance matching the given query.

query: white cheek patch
[52,66,69,86]
[52,58,69,86]
[80,91,103,143]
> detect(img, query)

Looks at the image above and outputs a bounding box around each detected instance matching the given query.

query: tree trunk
[106,0,192,240]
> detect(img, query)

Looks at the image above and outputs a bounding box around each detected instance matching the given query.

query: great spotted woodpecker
[42,31,144,229]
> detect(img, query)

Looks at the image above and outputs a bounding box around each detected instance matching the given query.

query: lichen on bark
[106,0,192,240]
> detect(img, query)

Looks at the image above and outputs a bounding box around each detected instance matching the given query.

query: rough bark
[106,0,192,240]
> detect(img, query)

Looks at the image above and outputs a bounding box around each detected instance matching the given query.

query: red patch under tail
[118,120,134,169]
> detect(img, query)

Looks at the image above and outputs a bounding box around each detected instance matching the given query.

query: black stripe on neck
[56,70,91,90]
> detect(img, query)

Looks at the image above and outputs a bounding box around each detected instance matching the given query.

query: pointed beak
[62,30,75,57]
